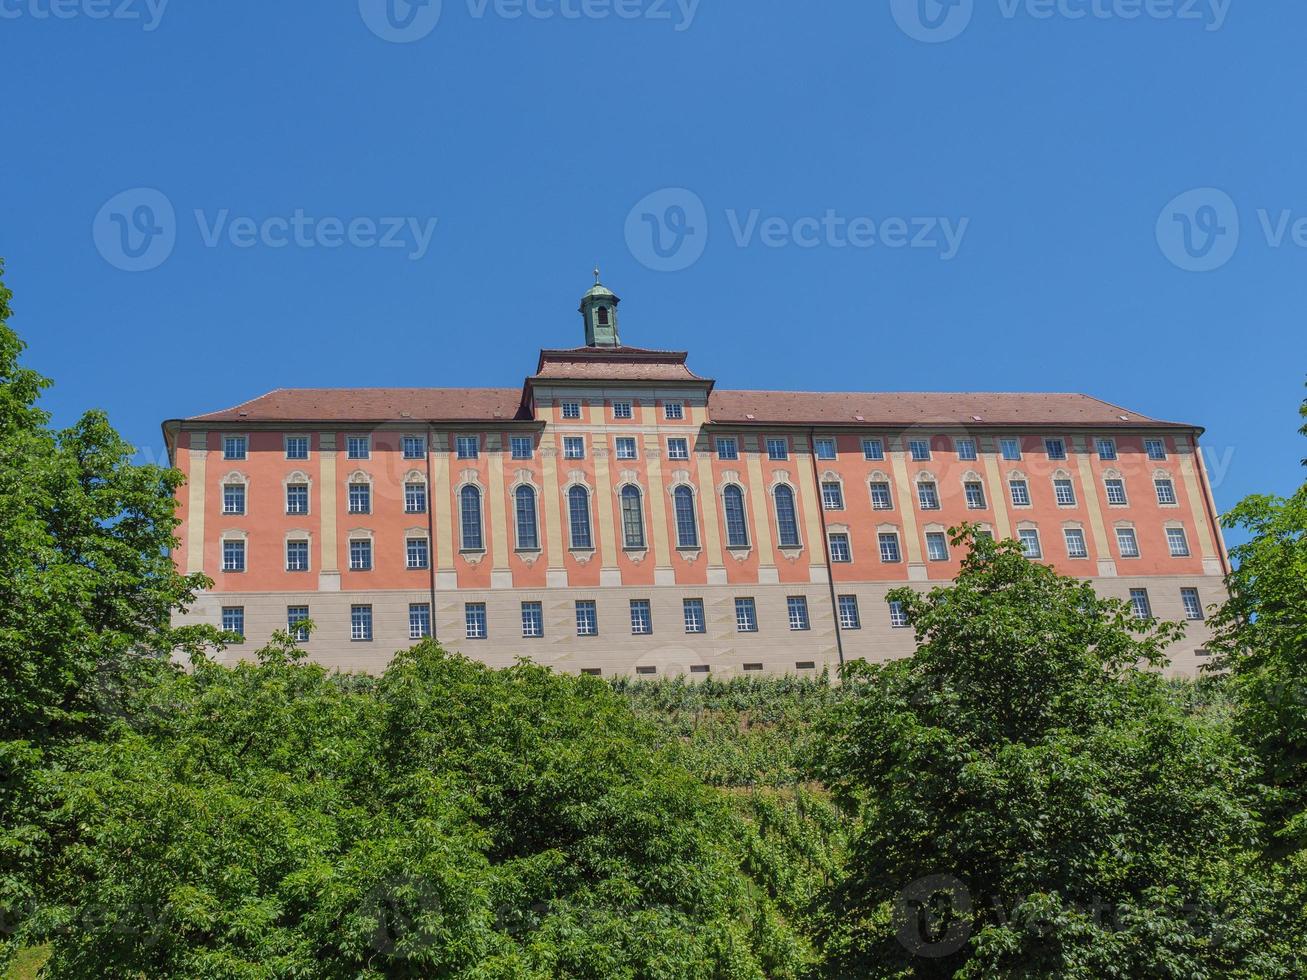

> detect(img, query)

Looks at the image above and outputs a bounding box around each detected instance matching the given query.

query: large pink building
[165,282,1229,677]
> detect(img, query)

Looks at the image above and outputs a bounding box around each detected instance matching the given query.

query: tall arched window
[568,485,593,549]
[723,485,749,548]
[620,485,645,549]
[774,485,800,548]
[460,485,483,551]
[515,485,538,550]
[673,486,699,549]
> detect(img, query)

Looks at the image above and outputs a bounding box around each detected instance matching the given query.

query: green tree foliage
[817,529,1290,978]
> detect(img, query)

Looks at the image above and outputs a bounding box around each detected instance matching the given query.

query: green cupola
[580,270,621,347]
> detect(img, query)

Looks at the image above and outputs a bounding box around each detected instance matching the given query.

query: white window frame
[734,597,758,633]
[1018,528,1043,559]
[561,401,582,420]
[837,594,861,630]
[464,603,487,640]
[563,436,586,460]
[1116,527,1140,559]
[349,537,373,571]
[664,401,685,421]
[612,401,633,420]
[667,437,690,461]
[456,435,479,460]
[1145,438,1168,461]
[510,436,534,460]
[1155,478,1177,506]
[1053,478,1077,507]
[284,435,309,461]
[925,531,949,562]
[286,538,311,572]
[409,603,432,640]
[917,480,941,511]
[908,439,932,462]
[821,481,845,511]
[402,435,426,460]
[870,481,894,510]
[766,438,788,461]
[1096,438,1117,461]
[1044,438,1067,460]
[1009,480,1031,507]
[878,532,902,563]
[1181,588,1204,621]
[404,481,428,514]
[346,435,371,460]
[350,604,373,641]
[630,599,652,635]
[1064,528,1088,559]
[889,600,909,629]
[286,482,310,515]
[828,532,852,563]
[521,601,544,638]
[1167,527,1191,558]
[223,435,247,461]
[615,436,638,460]
[1000,438,1022,461]
[222,539,246,572]
[956,438,977,461]
[815,438,837,461]
[683,598,706,634]
[787,596,810,631]
[1105,478,1128,507]
[222,482,246,516]
[406,536,430,570]
[964,481,986,510]
[862,438,885,461]
[575,600,598,637]
[716,437,739,460]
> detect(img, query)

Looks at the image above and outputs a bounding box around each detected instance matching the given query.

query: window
[917,481,940,510]
[1054,479,1077,507]
[1045,438,1067,460]
[286,539,310,572]
[889,600,909,629]
[406,537,429,570]
[1130,589,1153,621]
[456,436,478,460]
[1064,528,1088,559]
[766,438,789,461]
[1019,529,1043,559]
[351,605,373,641]
[521,602,544,638]
[743,663,763,672]
[822,481,845,510]
[285,436,309,460]
[568,486,593,549]
[348,482,371,514]
[619,486,645,549]
[909,439,932,461]
[716,485,748,548]
[673,486,699,548]
[223,435,247,461]
[221,606,244,637]
[774,485,800,547]
[879,532,902,563]
[288,606,310,642]
[1155,478,1177,506]
[561,401,581,420]
[630,599,652,635]
[838,594,861,630]
[349,538,373,571]
[402,435,426,459]
[1105,479,1128,506]
[1181,588,1204,621]
[286,483,309,515]
[615,437,638,460]
[597,306,609,325]
[458,485,483,550]
[689,665,710,675]
[575,600,598,636]
[956,438,977,461]
[664,402,684,421]
[683,598,706,634]
[926,532,949,562]
[1116,528,1140,559]
[828,532,852,563]
[1167,527,1191,558]
[613,401,633,420]
[668,437,690,460]
[1096,438,1117,461]
[405,482,427,514]
[223,483,246,515]
[347,436,370,460]
[222,539,245,572]
[563,436,585,460]
[787,596,810,631]
[815,438,836,460]
[465,603,487,640]
[409,603,431,640]
[510,436,534,460]
[870,481,893,510]
[735,598,758,633]
[1145,439,1168,461]
[716,437,739,460]
[863,438,885,461]
[1010,480,1031,507]
[796,661,816,671]
[1000,438,1022,461]
[964,481,986,510]
[515,485,539,550]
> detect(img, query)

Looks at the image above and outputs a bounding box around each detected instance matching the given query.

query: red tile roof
[188,387,528,423]
[531,346,709,383]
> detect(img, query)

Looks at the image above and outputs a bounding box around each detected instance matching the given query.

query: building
[164,280,1229,677]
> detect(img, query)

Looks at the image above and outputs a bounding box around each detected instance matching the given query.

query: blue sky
[2,0,1304,525]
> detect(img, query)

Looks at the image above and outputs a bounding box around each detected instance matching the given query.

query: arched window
[597,306,610,326]
[774,485,800,548]
[460,485,483,551]
[515,485,538,550]
[674,486,699,549]
[620,485,645,549]
[568,485,593,549]
[723,485,749,548]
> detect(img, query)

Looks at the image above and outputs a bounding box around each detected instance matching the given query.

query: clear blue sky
[2,1,1304,527]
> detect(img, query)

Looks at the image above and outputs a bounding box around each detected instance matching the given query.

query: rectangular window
[1000,438,1022,461]
[286,483,309,515]
[956,438,977,461]
[288,606,309,642]
[349,539,373,571]
[405,482,427,514]
[351,605,373,641]
[348,482,371,514]
[1054,479,1077,507]
[735,597,758,633]
[285,436,309,460]
[575,600,598,637]
[223,435,247,460]
[743,663,763,672]
[409,603,431,640]
[1019,529,1043,559]
[667,438,690,460]
[889,600,909,629]
[1096,438,1117,461]
[870,481,893,510]
[612,401,633,420]
[1010,480,1031,507]
[964,481,986,510]
[456,436,479,460]
[787,596,810,631]
[347,436,370,460]
[464,603,487,640]
[1105,479,1128,506]
[286,539,310,572]
[815,438,837,460]
[879,532,902,563]
[1145,439,1167,460]
[766,438,788,461]
[630,599,652,635]
[917,481,940,510]
[1064,528,1088,559]
[1167,527,1191,558]
[664,402,684,421]
[1116,528,1140,558]
[828,532,852,563]
[222,540,245,572]
[822,481,844,510]
[402,435,426,460]
[406,537,430,570]
[510,436,534,460]
[561,401,581,419]
[1130,589,1153,621]
[908,439,932,462]
[837,594,861,630]
[1155,479,1177,506]
[862,438,885,461]
[521,601,544,638]
[615,437,638,460]
[1181,588,1204,621]
[221,606,244,637]
[564,436,586,460]
[683,598,706,634]
[926,532,949,562]
[1045,438,1067,460]
[716,437,739,460]
[223,483,246,515]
